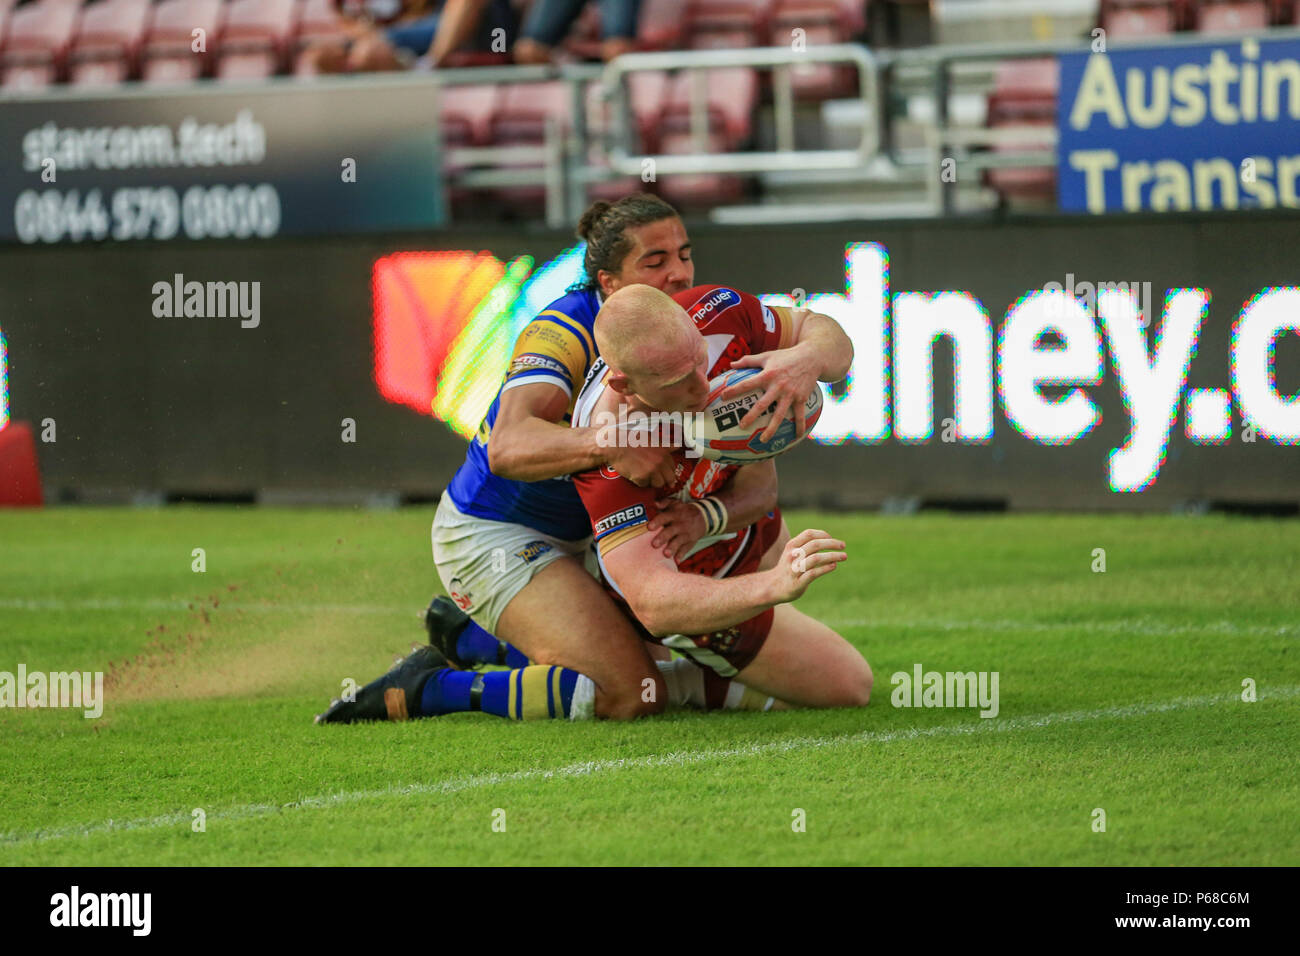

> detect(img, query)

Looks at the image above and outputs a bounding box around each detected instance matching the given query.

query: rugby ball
[685,366,823,463]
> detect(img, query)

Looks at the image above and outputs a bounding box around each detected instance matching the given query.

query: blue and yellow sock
[419,665,591,720]
[454,620,531,669]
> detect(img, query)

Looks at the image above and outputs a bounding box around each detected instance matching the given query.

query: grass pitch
[1,506,1297,866]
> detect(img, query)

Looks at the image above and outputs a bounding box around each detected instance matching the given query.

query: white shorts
[431,494,599,634]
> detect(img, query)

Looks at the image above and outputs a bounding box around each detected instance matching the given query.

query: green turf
[1,507,1297,865]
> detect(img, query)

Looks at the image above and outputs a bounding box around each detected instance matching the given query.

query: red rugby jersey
[571,285,794,579]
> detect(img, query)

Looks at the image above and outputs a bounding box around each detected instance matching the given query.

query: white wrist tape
[691,496,728,537]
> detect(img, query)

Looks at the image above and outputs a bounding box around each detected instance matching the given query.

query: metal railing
[599,44,882,174]
[13,25,1300,225]
[432,25,1300,223]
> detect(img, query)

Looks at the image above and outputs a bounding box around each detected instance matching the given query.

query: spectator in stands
[515,0,640,63]
[305,0,516,73]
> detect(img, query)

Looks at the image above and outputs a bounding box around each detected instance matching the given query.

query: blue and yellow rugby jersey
[444,287,601,540]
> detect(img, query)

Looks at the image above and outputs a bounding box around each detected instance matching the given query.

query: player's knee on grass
[833,658,873,708]
[596,669,667,720]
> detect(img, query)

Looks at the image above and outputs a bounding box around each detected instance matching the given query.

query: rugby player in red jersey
[568,284,872,709]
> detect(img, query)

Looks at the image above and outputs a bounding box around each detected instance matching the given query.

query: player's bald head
[595,284,697,380]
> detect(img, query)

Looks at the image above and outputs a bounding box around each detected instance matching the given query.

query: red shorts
[612,508,784,678]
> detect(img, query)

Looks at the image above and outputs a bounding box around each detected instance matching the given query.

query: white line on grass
[3,686,1296,848]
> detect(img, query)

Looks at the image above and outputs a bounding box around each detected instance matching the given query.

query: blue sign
[1057,36,1300,213]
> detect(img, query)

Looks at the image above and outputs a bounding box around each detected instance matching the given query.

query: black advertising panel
[0,77,443,244]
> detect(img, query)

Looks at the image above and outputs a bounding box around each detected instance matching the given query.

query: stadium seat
[769,0,863,98]
[637,0,687,50]
[765,14,856,100]
[438,84,502,216]
[142,0,226,84]
[983,119,1056,204]
[771,0,868,39]
[439,50,512,67]
[482,82,574,211]
[217,0,297,81]
[686,0,777,49]
[1195,0,1269,31]
[587,70,670,153]
[661,67,760,150]
[984,59,1057,205]
[986,58,1058,125]
[292,0,350,74]
[68,0,153,88]
[657,67,760,207]
[657,131,747,206]
[583,73,668,200]
[440,83,502,147]
[1100,2,1177,38]
[1,0,81,90]
[1269,0,1299,23]
[0,0,18,55]
[295,0,348,45]
[493,81,574,143]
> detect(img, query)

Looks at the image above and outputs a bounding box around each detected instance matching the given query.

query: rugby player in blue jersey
[318,194,853,723]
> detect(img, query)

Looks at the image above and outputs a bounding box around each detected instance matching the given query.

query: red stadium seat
[581,70,674,199]
[587,70,671,153]
[1,0,81,90]
[1103,0,1195,28]
[771,0,867,39]
[483,82,574,211]
[637,0,687,50]
[1101,3,1177,38]
[583,72,669,199]
[438,50,512,67]
[493,81,574,143]
[1195,0,1269,31]
[686,0,777,49]
[217,0,296,80]
[68,0,152,88]
[295,0,348,44]
[767,19,856,99]
[440,83,502,147]
[661,67,759,150]
[985,59,1057,204]
[1269,0,1299,23]
[986,58,1058,125]
[142,0,226,84]
[658,131,747,206]
[656,67,759,207]
[0,0,18,52]
[983,119,1056,203]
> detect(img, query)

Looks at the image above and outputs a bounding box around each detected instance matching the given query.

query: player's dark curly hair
[572,194,682,291]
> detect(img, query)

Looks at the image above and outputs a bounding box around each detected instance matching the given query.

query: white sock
[724,681,776,712]
[655,659,775,711]
[655,658,706,708]
[568,674,596,720]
